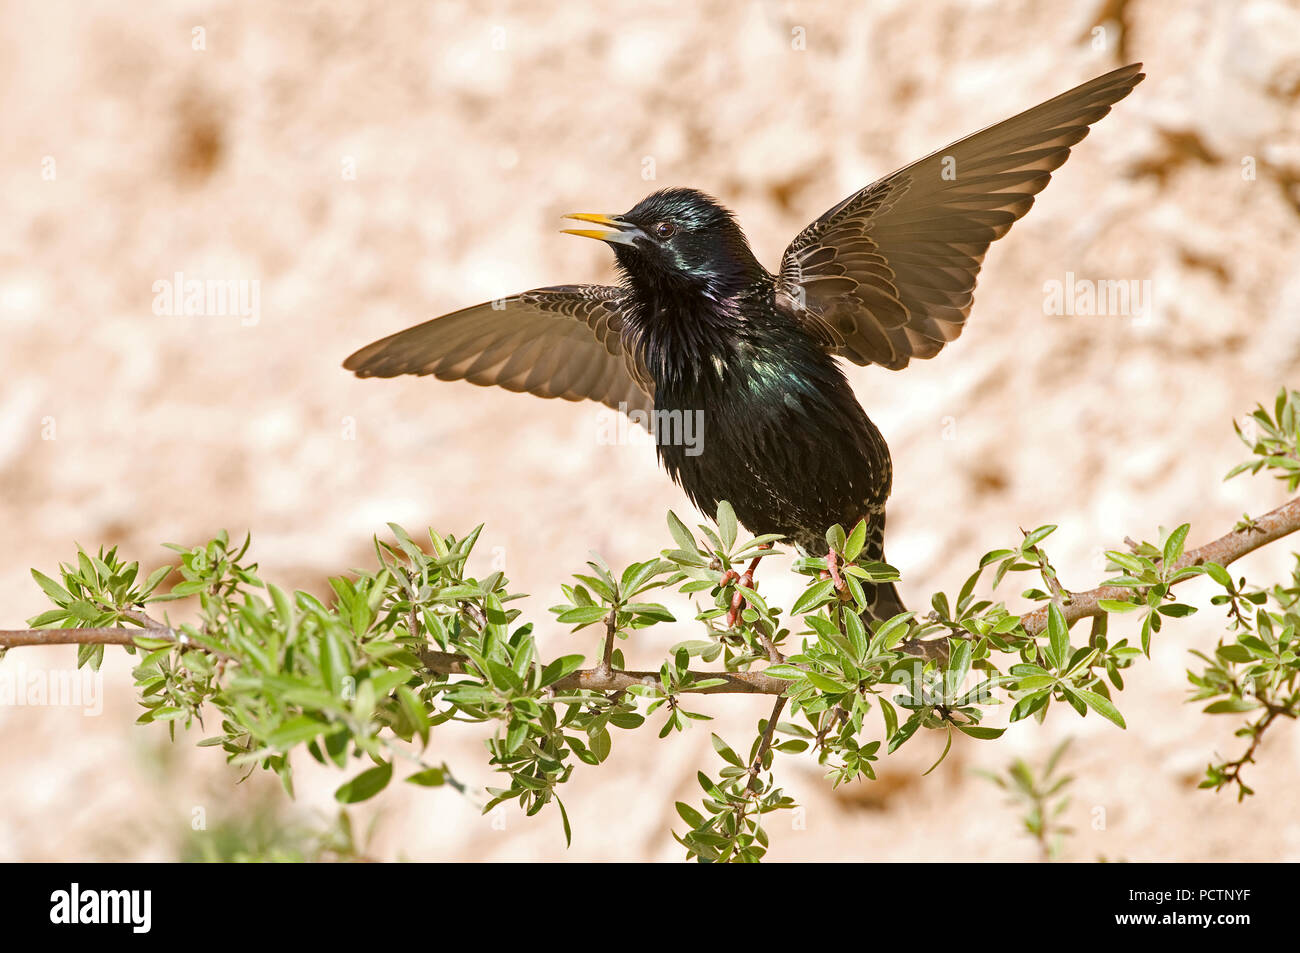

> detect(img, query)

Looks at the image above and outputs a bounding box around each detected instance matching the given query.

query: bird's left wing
[343,284,654,417]
[777,63,1144,370]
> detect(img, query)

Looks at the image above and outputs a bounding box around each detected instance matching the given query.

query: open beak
[561,213,646,247]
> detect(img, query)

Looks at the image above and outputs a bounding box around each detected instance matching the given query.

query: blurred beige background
[2,0,1300,861]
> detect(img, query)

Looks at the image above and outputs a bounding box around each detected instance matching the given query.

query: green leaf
[843,610,868,662]
[944,639,971,698]
[1162,524,1190,568]
[1022,525,1057,548]
[555,606,610,626]
[1047,603,1069,670]
[1069,687,1126,728]
[407,767,446,787]
[266,715,331,749]
[791,578,836,616]
[879,696,898,738]
[956,724,1004,740]
[922,727,953,776]
[761,664,807,681]
[667,511,698,555]
[590,727,612,762]
[540,654,586,686]
[1203,697,1259,714]
[716,501,738,551]
[1098,599,1139,613]
[825,523,846,554]
[1204,562,1233,589]
[334,761,394,803]
[1215,644,1254,664]
[676,801,706,828]
[505,718,529,754]
[396,685,430,746]
[30,568,72,604]
[557,796,573,849]
[805,671,850,694]
[888,710,924,753]
[711,734,744,768]
[844,519,868,562]
[26,609,68,627]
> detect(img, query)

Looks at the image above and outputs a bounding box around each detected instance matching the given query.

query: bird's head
[563,188,763,300]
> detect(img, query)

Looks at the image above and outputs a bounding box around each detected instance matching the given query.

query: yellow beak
[561,213,646,247]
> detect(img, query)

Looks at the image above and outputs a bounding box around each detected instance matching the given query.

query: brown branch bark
[1020,495,1300,635]
[747,695,788,792]
[596,608,617,678]
[0,625,239,661]
[0,627,158,648]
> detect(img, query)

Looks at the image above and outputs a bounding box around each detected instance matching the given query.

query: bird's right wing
[343,284,654,418]
[777,63,1145,370]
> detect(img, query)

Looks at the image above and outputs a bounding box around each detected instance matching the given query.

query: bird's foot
[821,550,850,600]
[725,590,746,629]
[723,544,773,628]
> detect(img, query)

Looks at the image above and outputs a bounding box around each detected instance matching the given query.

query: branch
[0,627,157,648]
[0,627,791,695]
[1020,495,1300,635]
[417,649,789,695]
[596,608,617,678]
[6,495,1299,698]
[747,695,788,792]
[0,625,238,662]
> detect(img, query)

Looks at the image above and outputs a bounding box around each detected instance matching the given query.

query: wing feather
[778,63,1144,370]
[343,285,654,417]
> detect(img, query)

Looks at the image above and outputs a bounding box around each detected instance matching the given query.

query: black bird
[344,64,1144,620]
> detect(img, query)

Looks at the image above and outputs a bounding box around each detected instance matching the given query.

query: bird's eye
[653,221,676,239]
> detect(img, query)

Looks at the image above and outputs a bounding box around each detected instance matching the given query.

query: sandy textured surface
[2,0,1300,861]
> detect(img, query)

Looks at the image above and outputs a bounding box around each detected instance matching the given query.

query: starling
[344,63,1144,620]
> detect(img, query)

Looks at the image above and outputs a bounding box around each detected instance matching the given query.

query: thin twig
[596,608,617,678]
[1020,495,1300,635]
[747,695,788,793]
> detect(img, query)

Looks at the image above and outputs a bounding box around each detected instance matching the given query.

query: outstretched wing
[343,284,654,417]
[778,63,1145,370]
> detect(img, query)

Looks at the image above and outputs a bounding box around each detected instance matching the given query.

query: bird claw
[824,551,850,600]
[722,547,770,628]
[725,588,747,628]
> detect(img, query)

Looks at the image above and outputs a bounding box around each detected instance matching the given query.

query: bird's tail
[859,507,908,623]
[864,576,907,622]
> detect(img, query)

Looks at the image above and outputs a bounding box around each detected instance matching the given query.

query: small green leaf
[1047,603,1069,670]
[716,501,738,551]
[956,724,1004,740]
[1162,524,1190,568]
[1098,599,1139,613]
[1203,697,1259,714]
[334,761,393,803]
[407,767,446,787]
[667,511,698,555]
[805,671,850,694]
[711,734,744,768]
[1070,687,1126,729]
